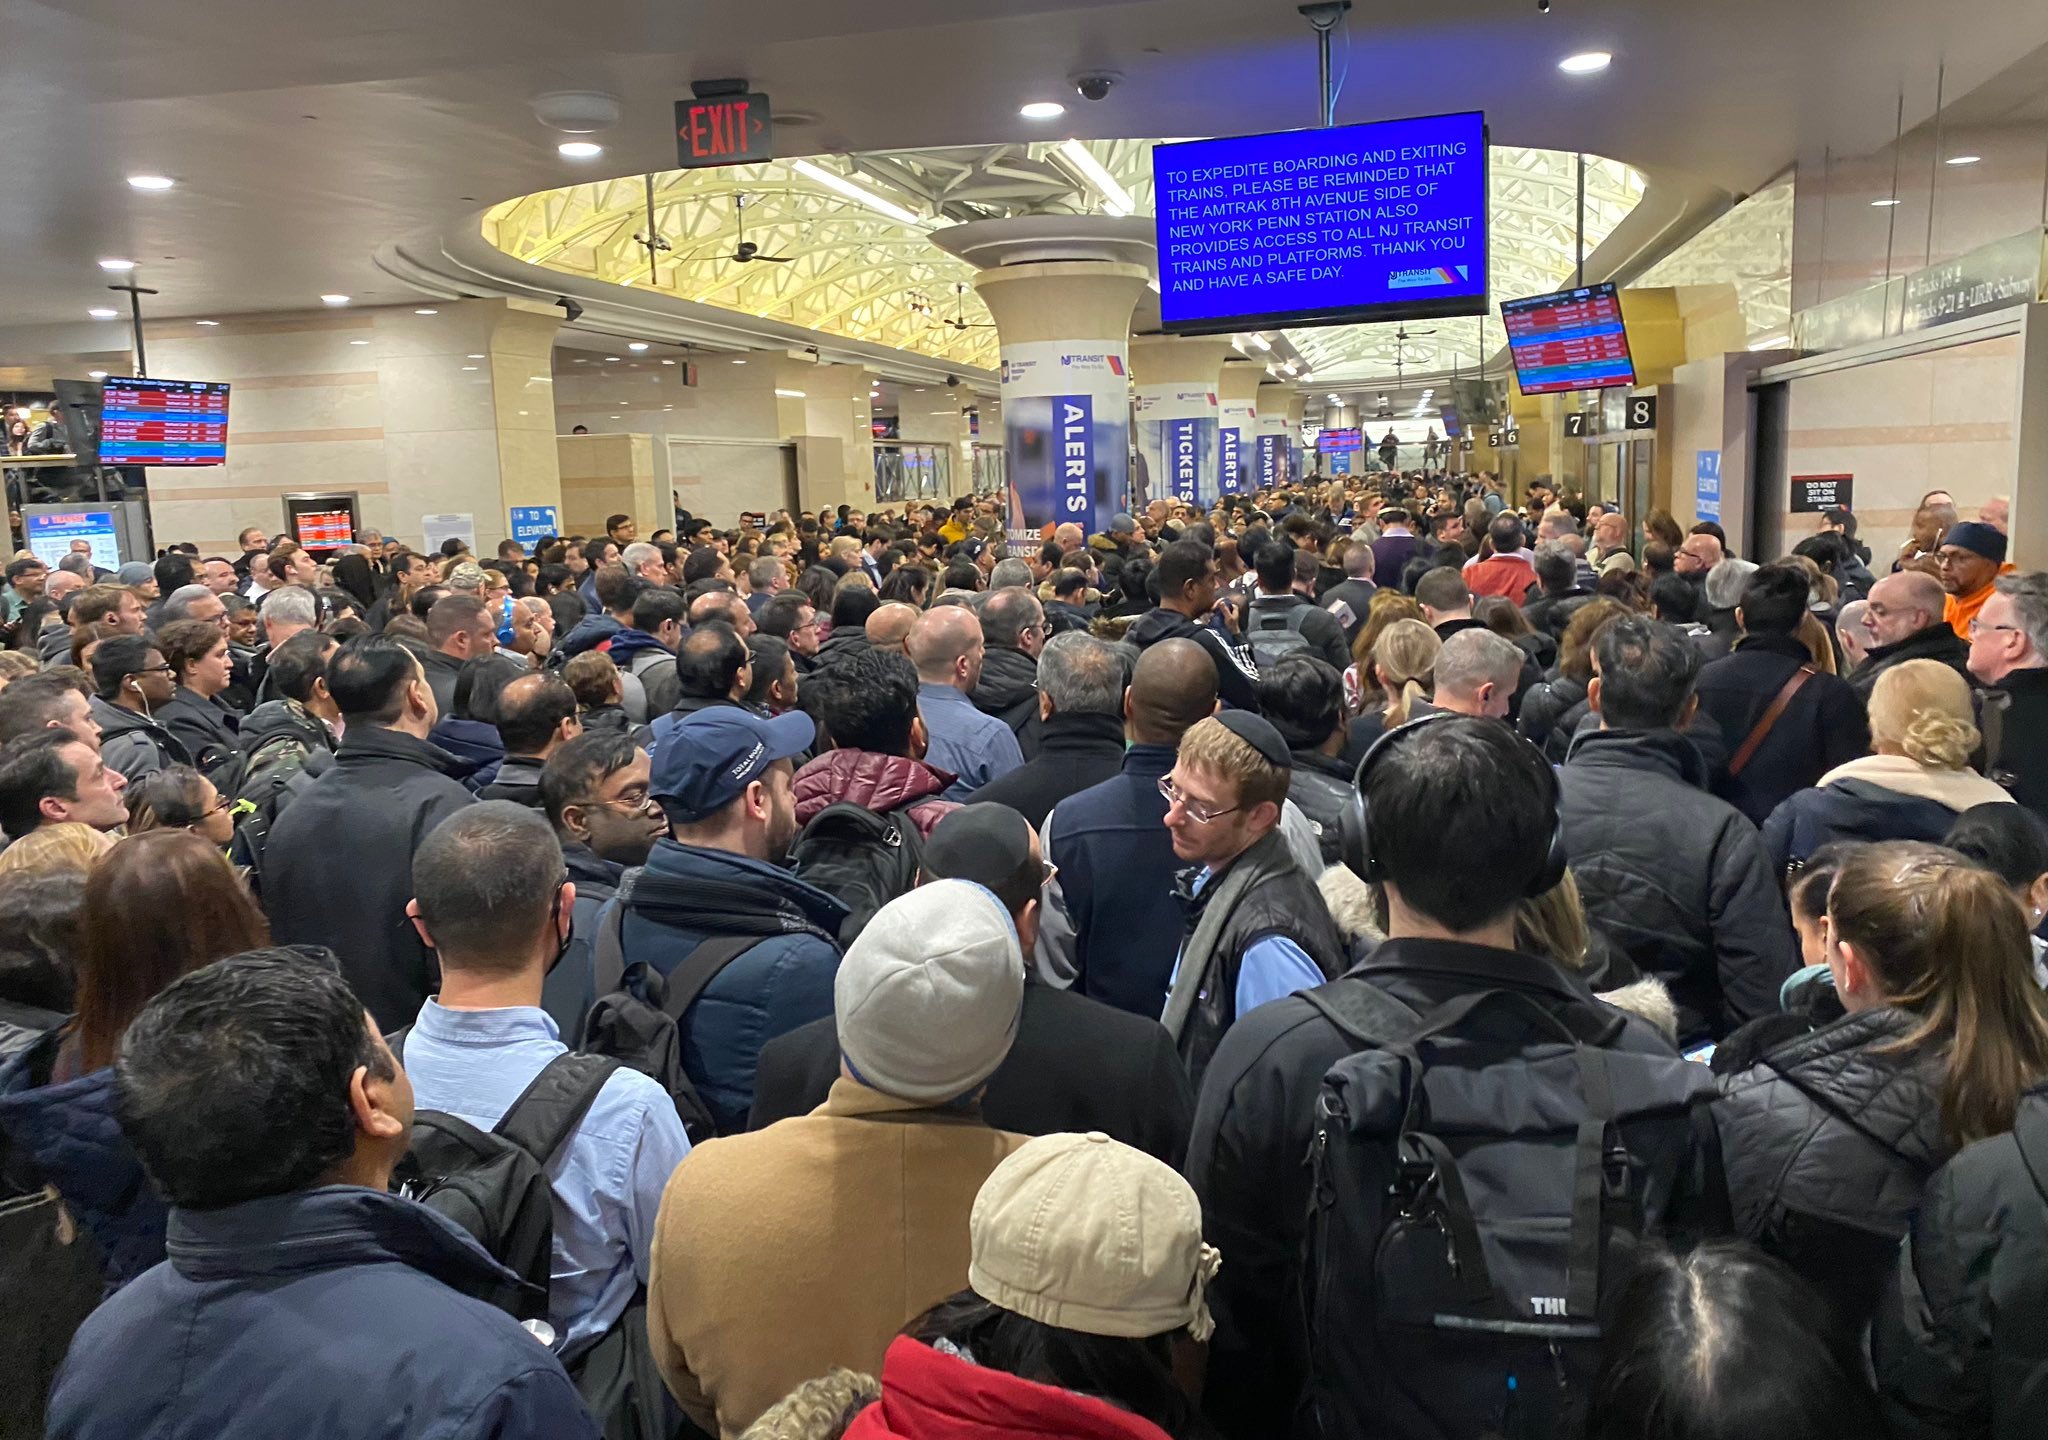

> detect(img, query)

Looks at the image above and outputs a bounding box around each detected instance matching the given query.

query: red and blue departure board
[1501,283,1637,395]
[98,377,231,466]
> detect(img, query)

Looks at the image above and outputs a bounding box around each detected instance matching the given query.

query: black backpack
[581,869,760,1144]
[1298,979,1715,1440]
[386,1032,618,1323]
[226,730,328,891]
[1245,603,1316,670]
[787,800,924,944]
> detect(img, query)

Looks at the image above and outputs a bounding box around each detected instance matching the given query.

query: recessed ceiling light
[87,370,107,379]
[414,307,438,315]
[660,358,676,365]
[196,319,220,326]
[574,358,588,364]
[466,353,484,359]
[1558,51,1612,74]
[775,388,808,399]
[559,140,604,159]
[609,414,621,419]
[732,358,747,365]
[628,341,649,351]
[349,339,370,345]
[1946,154,1982,166]
[97,258,135,272]
[1872,197,1902,207]
[604,355,620,362]
[126,174,175,191]
[87,307,117,319]
[1020,101,1066,120]
[320,293,350,305]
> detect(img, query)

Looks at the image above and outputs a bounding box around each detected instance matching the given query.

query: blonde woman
[1346,619,1440,753]
[0,822,118,878]
[1762,659,2012,873]
[1343,590,1423,713]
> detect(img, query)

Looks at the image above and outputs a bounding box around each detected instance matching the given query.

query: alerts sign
[675,94,774,168]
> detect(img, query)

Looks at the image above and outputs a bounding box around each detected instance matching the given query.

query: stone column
[1130,334,1234,508]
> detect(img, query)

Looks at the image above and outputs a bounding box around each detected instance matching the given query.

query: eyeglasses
[1968,619,2022,639]
[588,789,660,816]
[1158,774,1239,825]
[136,663,175,677]
[202,794,234,817]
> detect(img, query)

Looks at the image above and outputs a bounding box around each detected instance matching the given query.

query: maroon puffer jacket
[791,749,958,838]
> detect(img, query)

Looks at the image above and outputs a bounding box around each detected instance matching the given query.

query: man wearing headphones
[1185,714,1708,1440]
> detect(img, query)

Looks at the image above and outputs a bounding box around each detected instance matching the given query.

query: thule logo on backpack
[1530,1297,1568,1316]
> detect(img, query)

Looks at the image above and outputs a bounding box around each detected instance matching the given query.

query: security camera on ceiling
[946,375,961,389]
[1071,71,1121,102]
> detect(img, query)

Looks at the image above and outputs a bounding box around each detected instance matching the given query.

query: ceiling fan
[1388,323,1436,385]
[727,193,794,264]
[926,282,995,331]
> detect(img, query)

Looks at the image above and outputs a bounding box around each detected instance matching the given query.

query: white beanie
[834,880,1024,1104]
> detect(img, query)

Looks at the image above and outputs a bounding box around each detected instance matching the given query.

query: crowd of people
[2,477,2047,1440]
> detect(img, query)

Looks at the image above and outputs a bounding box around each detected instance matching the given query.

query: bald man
[906,606,1023,799]
[865,601,920,654]
[1052,521,1086,553]
[1852,568,1970,700]
[1035,638,1220,1013]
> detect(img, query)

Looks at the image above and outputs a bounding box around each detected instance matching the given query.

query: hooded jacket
[476,753,547,807]
[428,715,506,790]
[1128,607,1261,712]
[1714,1006,1956,1332]
[792,749,958,840]
[1763,754,2014,873]
[1559,727,1799,1044]
[89,695,191,783]
[842,1336,1174,1440]
[47,1186,597,1440]
[260,726,475,1030]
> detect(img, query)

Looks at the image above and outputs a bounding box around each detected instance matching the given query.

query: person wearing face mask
[152,619,244,783]
[86,634,191,782]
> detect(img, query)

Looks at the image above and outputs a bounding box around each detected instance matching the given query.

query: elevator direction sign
[675,93,774,169]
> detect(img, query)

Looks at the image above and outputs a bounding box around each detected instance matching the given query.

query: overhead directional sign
[675,93,774,168]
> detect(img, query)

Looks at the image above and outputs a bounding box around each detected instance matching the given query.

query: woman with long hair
[1712,840,2048,1331]
[0,830,271,1285]
[1519,597,1632,761]
[1341,618,1440,766]
[1763,660,2012,873]
[1344,590,1424,713]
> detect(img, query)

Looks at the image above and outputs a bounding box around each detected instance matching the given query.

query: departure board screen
[1317,428,1363,453]
[98,377,231,465]
[1501,284,1637,395]
[1154,111,1489,334]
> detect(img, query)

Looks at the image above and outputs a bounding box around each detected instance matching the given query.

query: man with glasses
[86,633,191,781]
[1936,521,2012,640]
[1673,528,1724,585]
[756,592,822,674]
[1158,712,1347,1090]
[1850,570,1967,700]
[1969,573,2048,818]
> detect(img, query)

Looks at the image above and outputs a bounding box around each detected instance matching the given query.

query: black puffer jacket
[1522,586,1596,641]
[1284,747,1356,867]
[1559,727,1799,1045]
[1713,1006,1955,1333]
[969,644,1043,757]
[1517,673,1587,757]
[1875,1084,2048,1440]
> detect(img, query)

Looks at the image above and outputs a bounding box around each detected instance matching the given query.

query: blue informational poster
[509,506,561,549]
[25,509,121,571]
[1256,434,1287,489]
[1696,451,1723,522]
[1153,111,1489,334]
[997,341,1131,545]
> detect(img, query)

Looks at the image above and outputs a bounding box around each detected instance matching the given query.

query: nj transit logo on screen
[1388,265,1472,291]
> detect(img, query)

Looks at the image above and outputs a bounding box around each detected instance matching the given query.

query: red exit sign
[675,93,774,168]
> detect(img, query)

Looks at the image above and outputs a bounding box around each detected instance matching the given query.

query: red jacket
[791,750,957,839]
[1465,553,1539,603]
[842,1336,1173,1440]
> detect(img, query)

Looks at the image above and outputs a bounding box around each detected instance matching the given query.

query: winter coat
[1693,633,1871,826]
[1849,621,1971,702]
[969,645,1043,755]
[415,645,466,720]
[811,626,873,673]
[750,979,1194,1167]
[48,1186,597,1440]
[648,1080,1028,1438]
[0,1031,166,1288]
[610,839,847,1134]
[842,1336,1173,1440]
[1875,1084,2048,1440]
[1763,754,2014,874]
[1518,673,1589,757]
[154,687,241,780]
[1522,586,1596,642]
[1559,727,1799,1045]
[427,715,505,791]
[1465,552,1539,603]
[1713,1006,1956,1332]
[88,696,190,783]
[791,748,957,840]
[236,696,333,759]
[476,753,547,808]
[1245,592,1353,673]
[1042,598,1097,636]
[1285,747,1356,868]
[1128,606,1261,712]
[1319,578,1378,645]
[964,710,1126,829]
[260,726,475,1030]
[1983,667,2048,821]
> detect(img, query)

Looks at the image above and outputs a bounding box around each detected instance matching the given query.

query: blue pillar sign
[1695,450,1723,522]
[1256,434,1284,489]
[509,506,561,549]
[1219,427,1242,495]
[996,340,1131,545]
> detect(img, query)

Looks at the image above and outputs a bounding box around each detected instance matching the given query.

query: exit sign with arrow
[675,91,774,168]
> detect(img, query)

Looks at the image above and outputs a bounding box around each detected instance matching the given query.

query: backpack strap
[1729,665,1816,778]
[1298,975,1423,1049]
[494,1051,622,1170]
[658,935,764,1022]
[592,868,642,1000]
[385,1024,411,1064]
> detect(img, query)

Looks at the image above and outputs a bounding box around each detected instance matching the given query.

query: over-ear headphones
[1338,712,1568,898]
[495,597,518,648]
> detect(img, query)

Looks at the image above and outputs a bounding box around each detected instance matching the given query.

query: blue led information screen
[1153,111,1489,335]
[1501,283,1637,394]
[98,377,231,466]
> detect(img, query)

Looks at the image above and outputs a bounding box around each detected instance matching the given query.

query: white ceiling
[3,0,2046,342]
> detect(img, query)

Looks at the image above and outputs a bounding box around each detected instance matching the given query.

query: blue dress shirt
[1166,865,1326,1020]
[403,1000,692,1357]
[918,681,1025,800]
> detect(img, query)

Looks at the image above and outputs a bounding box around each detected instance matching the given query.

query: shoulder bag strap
[1729,665,1817,778]
[494,1052,623,1168]
[592,867,641,999]
[658,935,764,1022]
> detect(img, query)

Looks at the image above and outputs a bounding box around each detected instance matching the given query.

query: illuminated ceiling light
[1056,139,1134,217]
[732,358,748,364]
[604,355,621,362]
[320,293,351,305]
[126,174,175,191]
[609,414,621,419]
[660,358,676,365]
[790,158,926,227]
[461,365,479,371]
[196,319,220,326]
[627,341,649,351]
[1020,101,1067,120]
[1327,394,1342,404]
[1872,197,1901,207]
[1558,51,1612,74]
[466,352,485,358]
[775,388,808,398]
[1248,334,1272,351]
[87,370,107,379]
[558,140,604,159]
[414,307,439,315]
[1946,154,1982,166]
[97,258,136,272]
[87,307,118,319]
[349,339,370,345]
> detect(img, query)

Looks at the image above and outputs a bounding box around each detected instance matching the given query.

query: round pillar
[1130,334,1233,509]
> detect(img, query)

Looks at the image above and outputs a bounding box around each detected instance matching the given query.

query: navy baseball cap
[650,707,815,822]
